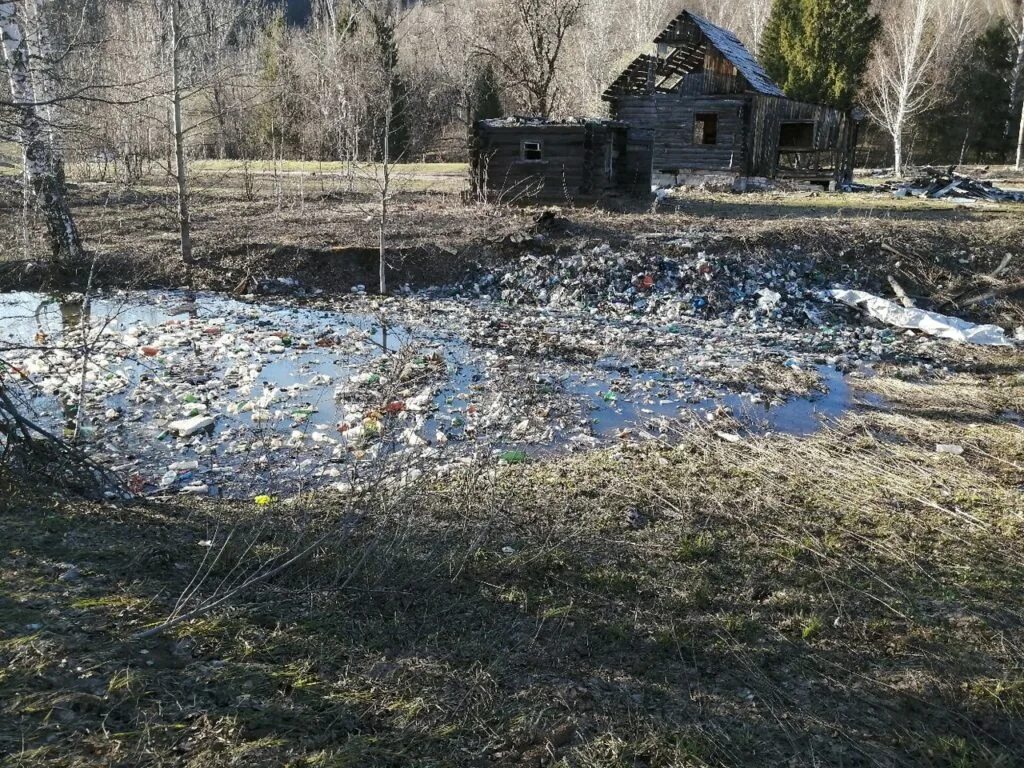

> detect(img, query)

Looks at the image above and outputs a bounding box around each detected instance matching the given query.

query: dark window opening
[694,113,718,145]
[778,121,815,149]
[521,140,543,161]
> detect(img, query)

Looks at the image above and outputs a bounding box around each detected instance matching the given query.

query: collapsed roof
[603,10,785,101]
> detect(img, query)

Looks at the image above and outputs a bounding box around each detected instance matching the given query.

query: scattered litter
[935,444,965,456]
[4,238,936,500]
[756,288,781,312]
[168,416,216,437]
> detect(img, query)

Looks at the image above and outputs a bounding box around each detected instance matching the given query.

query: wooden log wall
[472,124,648,202]
[617,127,654,194]
[747,96,846,180]
[613,94,748,174]
[474,125,589,202]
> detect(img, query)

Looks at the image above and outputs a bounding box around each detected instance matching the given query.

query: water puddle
[1,290,879,496]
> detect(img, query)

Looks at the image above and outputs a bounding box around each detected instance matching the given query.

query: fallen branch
[957,280,1024,310]
[0,384,126,497]
[990,254,1013,279]
[887,275,915,308]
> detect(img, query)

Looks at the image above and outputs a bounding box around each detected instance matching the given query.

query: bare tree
[865,0,976,175]
[354,0,409,294]
[1,0,84,268]
[477,0,585,118]
[162,0,269,263]
[686,0,770,51]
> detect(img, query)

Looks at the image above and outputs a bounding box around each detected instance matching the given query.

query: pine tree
[760,0,798,93]
[760,0,879,109]
[968,23,1017,161]
[920,23,1015,164]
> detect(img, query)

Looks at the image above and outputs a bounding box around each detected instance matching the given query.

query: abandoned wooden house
[470,117,653,202]
[469,11,862,201]
[603,10,860,188]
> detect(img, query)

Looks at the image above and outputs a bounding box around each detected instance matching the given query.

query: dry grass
[2,165,1023,314]
[2,356,1023,766]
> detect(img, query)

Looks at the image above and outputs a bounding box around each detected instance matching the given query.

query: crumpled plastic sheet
[821,289,1011,347]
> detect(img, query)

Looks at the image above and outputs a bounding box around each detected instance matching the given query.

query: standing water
[0,290,876,497]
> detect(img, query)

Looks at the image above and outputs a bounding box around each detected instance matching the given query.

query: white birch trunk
[1016,94,1024,169]
[1015,5,1024,166]
[25,0,55,148]
[1008,6,1024,141]
[893,130,904,179]
[0,0,84,267]
[170,0,193,264]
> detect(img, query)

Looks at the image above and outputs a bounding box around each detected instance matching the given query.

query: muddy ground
[2,169,1024,766]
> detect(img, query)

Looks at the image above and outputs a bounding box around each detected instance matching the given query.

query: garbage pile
[12,227,1009,502]
[471,239,838,327]
[886,167,1024,203]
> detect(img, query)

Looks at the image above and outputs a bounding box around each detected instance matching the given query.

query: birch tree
[1012,0,1024,166]
[1,0,84,267]
[865,0,976,175]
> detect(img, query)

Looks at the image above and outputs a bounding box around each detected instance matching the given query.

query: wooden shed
[470,118,652,203]
[603,10,860,187]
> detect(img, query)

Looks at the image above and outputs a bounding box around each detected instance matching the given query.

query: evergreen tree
[966,23,1016,162]
[760,0,879,109]
[760,0,798,94]
[472,62,503,123]
[920,23,1015,164]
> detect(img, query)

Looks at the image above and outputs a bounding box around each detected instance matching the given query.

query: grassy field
[2,357,1023,766]
[191,159,468,175]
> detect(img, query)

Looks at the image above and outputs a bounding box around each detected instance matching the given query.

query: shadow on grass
[2,457,1022,767]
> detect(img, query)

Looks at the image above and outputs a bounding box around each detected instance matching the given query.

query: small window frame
[693,113,719,146]
[520,139,544,162]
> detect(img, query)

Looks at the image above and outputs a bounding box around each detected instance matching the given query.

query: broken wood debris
[884,167,1024,203]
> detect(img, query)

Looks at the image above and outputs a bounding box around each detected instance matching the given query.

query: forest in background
[1,0,1023,180]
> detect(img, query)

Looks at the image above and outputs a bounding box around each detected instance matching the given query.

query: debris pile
[887,167,1024,203]
[471,240,840,328]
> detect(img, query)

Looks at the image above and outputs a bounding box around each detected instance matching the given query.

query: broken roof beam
[602,54,658,99]
[655,16,702,47]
